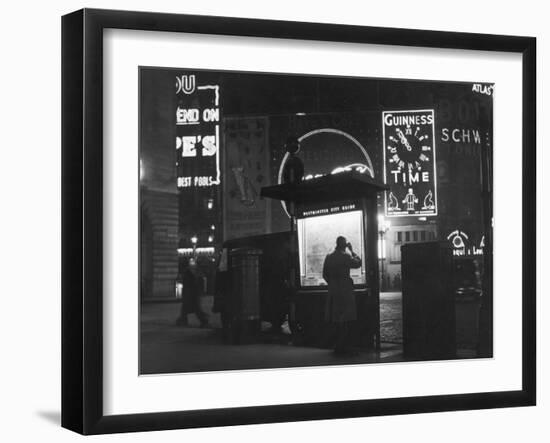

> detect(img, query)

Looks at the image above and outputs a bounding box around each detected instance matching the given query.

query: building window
[413,231,418,241]
[405,231,410,242]
[397,231,402,242]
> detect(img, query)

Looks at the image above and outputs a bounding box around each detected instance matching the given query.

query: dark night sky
[140,67,492,240]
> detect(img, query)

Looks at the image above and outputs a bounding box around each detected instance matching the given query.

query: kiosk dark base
[291,290,377,350]
[261,172,387,351]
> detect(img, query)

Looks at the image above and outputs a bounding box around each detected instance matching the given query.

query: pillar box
[229,247,263,344]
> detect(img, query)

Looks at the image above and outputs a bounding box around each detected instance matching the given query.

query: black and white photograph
[139,68,494,374]
[0,0,544,439]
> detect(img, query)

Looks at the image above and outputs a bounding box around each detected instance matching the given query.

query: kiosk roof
[260,172,388,205]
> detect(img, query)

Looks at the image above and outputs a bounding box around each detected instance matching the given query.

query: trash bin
[401,241,456,360]
[455,295,481,351]
[229,247,262,344]
[453,257,482,351]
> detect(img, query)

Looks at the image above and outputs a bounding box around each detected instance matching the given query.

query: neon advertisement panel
[175,74,221,189]
[383,109,438,217]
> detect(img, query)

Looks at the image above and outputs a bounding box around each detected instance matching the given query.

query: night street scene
[139,67,493,375]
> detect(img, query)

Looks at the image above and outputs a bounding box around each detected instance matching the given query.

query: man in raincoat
[323,236,362,355]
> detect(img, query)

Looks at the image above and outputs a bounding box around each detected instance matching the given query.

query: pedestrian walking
[176,257,209,328]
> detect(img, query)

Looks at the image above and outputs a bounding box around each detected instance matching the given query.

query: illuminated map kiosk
[261,171,387,350]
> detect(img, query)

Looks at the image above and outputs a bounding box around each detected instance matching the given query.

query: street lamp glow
[190,235,198,245]
[377,214,391,233]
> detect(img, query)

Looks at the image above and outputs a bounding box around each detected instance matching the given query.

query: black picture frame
[61,8,536,435]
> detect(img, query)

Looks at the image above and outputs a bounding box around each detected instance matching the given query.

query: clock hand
[396,128,413,151]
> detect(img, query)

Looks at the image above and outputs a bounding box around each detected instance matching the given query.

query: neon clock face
[386,124,432,172]
[382,109,438,217]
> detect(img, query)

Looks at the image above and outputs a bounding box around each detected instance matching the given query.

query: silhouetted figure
[176,258,209,328]
[282,135,304,304]
[323,236,362,355]
[213,249,231,333]
[263,237,292,334]
[282,136,304,186]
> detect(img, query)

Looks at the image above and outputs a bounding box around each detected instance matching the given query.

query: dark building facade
[140,68,492,300]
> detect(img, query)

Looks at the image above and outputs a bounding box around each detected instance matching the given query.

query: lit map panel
[298,210,365,287]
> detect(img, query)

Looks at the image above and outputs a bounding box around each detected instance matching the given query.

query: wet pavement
[140,292,478,374]
[140,293,404,374]
[379,292,403,344]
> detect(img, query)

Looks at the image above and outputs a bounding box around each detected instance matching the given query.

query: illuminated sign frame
[175,75,221,189]
[446,230,484,257]
[277,128,375,217]
[382,109,438,218]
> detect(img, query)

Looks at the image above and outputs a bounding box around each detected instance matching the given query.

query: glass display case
[297,209,366,287]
